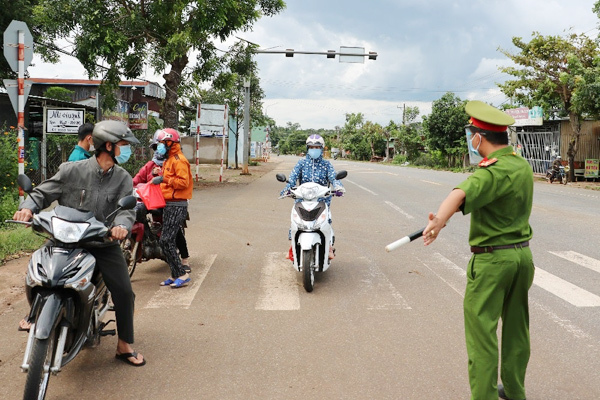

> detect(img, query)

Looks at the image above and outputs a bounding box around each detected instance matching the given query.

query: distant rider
[280,134,344,259]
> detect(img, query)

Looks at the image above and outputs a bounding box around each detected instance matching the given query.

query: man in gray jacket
[13,120,146,367]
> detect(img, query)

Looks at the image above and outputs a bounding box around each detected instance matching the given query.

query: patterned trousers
[159,204,188,278]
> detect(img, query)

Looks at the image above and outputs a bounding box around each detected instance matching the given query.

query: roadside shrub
[392,154,408,165]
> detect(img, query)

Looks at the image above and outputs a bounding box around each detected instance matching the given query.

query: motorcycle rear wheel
[23,328,57,400]
[121,239,139,277]
[302,249,315,292]
[561,174,568,185]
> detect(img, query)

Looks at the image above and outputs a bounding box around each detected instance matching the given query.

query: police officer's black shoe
[498,384,526,400]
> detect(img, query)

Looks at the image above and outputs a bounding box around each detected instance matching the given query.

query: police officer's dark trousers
[464,246,534,400]
[87,243,136,344]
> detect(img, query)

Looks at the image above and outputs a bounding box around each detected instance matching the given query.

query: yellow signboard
[585,159,599,178]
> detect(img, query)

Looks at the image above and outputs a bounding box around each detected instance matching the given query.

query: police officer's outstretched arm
[423,188,465,246]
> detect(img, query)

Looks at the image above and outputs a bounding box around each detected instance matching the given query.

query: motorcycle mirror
[276,173,288,183]
[17,174,33,193]
[118,195,137,210]
[335,170,347,180]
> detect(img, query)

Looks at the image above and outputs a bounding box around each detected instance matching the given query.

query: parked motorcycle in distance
[276,170,347,292]
[546,165,567,185]
[5,174,136,400]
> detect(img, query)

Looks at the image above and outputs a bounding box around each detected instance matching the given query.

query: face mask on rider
[308,148,322,159]
[156,143,167,156]
[88,136,95,152]
[115,144,132,164]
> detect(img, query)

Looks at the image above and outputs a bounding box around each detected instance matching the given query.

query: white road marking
[359,256,411,310]
[145,254,217,309]
[345,179,378,196]
[530,299,592,340]
[255,252,300,311]
[533,267,600,307]
[384,201,414,219]
[549,251,600,274]
[418,253,466,298]
[420,180,442,186]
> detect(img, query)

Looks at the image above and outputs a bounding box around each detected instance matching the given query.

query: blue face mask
[466,129,481,158]
[308,148,322,159]
[115,144,132,164]
[156,143,167,156]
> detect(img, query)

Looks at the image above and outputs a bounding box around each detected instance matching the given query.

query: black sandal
[115,351,146,367]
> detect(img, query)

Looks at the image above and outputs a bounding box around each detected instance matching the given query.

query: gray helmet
[149,130,162,149]
[92,120,140,149]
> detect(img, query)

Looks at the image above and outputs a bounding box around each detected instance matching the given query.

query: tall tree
[422,92,469,167]
[33,0,285,128]
[498,31,600,180]
[391,106,423,162]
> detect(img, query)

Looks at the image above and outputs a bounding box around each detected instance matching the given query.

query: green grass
[0,226,45,265]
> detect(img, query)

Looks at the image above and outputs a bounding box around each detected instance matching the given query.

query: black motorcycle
[6,175,136,400]
[546,165,567,185]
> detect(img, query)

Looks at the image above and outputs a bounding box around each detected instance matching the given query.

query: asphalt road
[1,155,599,399]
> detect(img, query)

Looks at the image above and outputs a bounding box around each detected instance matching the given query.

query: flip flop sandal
[160,278,175,286]
[115,352,146,367]
[170,277,190,288]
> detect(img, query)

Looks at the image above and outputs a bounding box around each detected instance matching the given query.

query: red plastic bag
[136,182,166,210]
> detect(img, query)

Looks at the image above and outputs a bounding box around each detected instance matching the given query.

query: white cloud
[26,0,600,129]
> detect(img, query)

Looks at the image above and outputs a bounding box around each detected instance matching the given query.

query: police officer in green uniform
[423,101,534,400]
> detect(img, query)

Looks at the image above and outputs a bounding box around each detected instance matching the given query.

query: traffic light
[285,49,294,57]
[327,50,336,59]
[368,51,378,60]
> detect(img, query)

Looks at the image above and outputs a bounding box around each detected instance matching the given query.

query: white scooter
[276,170,347,292]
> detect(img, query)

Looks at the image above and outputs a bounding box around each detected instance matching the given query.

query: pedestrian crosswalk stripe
[533,267,600,307]
[549,251,600,274]
[256,252,300,311]
[144,254,217,309]
[359,256,411,310]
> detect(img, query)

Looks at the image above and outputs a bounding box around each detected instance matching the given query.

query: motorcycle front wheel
[561,174,568,185]
[23,327,57,400]
[302,249,315,292]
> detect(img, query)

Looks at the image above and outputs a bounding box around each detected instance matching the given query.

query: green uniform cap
[466,100,515,132]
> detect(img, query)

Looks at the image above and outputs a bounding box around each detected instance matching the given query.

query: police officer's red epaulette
[478,157,498,167]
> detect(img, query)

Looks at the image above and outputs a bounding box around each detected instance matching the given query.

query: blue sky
[29,0,600,129]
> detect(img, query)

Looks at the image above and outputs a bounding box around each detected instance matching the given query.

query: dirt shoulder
[0,158,283,315]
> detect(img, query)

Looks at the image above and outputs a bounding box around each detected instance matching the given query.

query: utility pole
[241,77,251,175]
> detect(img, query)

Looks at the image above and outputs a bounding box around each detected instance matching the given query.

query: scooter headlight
[299,186,320,201]
[52,217,90,243]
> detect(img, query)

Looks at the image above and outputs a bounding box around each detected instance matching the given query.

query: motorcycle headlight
[299,186,320,201]
[52,217,90,243]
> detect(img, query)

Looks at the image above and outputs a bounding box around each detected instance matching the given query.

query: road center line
[384,201,414,219]
[534,267,600,307]
[256,252,300,311]
[549,251,600,274]
[145,253,217,309]
[345,179,378,195]
[420,180,441,186]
